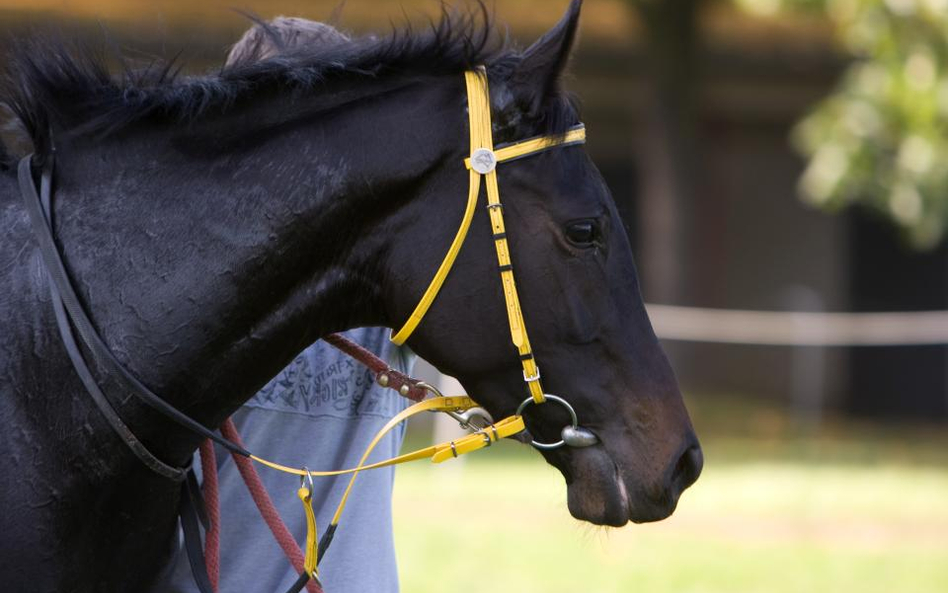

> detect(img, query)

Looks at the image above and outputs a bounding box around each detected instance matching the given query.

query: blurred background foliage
[738,0,948,248]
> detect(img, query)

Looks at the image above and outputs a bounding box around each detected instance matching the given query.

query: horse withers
[0,1,700,590]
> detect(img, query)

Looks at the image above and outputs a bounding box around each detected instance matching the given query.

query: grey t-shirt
[158,327,410,593]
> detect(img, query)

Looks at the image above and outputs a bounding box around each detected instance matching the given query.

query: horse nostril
[670,443,703,494]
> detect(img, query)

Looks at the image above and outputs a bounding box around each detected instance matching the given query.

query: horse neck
[47,75,462,464]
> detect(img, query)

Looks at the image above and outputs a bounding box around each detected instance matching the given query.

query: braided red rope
[200,332,423,593]
[219,421,323,593]
[198,439,221,593]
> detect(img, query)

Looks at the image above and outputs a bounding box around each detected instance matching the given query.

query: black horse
[0,2,701,591]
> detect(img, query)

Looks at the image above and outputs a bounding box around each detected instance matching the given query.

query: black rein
[19,154,337,593]
[18,154,252,480]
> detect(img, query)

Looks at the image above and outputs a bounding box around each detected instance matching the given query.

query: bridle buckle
[523,367,541,383]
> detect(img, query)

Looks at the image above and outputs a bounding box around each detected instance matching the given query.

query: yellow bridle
[391,66,587,406]
[21,63,593,587]
[245,67,590,578]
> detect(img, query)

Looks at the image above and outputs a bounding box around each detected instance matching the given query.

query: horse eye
[565,220,599,246]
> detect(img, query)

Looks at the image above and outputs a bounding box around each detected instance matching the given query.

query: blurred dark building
[1,0,944,420]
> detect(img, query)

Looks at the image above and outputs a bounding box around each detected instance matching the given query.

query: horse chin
[562,447,629,527]
[561,447,679,526]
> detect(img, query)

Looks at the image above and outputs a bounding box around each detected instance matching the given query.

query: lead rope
[218,420,324,593]
[198,440,221,593]
[198,332,420,593]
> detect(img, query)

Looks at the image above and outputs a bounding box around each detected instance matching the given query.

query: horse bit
[19,65,598,593]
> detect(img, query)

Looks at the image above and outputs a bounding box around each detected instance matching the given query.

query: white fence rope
[646,304,948,346]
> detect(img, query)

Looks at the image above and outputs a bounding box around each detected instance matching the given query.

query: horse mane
[1,4,578,162]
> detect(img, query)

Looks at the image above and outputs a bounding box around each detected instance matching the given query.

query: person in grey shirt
[156,19,411,593]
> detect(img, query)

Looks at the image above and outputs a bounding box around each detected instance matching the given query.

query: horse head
[385,0,702,526]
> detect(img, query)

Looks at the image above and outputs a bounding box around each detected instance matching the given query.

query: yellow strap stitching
[468,69,547,403]
[430,416,525,463]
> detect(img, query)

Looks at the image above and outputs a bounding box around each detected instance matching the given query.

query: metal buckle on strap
[476,424,500,447]
[523,367,541,383]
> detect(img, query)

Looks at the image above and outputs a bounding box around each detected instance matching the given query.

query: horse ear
[509,0,582,114]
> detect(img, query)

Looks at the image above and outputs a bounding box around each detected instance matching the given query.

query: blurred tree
[738,0,948,249]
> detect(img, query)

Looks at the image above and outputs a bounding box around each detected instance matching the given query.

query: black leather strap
[23,154,335,593]
[18,155,251,472]
[277,515,337,593]
[283,572,311,593]
[317,524,337,564]
[180,471,216,593]
[279,519,338,593]
[186,467,211,531]
[22,156,187,481]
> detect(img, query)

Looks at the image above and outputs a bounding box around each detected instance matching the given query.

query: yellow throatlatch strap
[297,478,318,578]
[389,160,481,344]
[250,396,524,477]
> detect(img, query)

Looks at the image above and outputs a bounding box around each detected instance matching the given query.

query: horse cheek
[561,258,602,344]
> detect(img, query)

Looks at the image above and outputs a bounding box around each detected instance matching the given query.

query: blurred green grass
[393,395,948,593]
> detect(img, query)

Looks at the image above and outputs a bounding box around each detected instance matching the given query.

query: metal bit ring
[515,394,579,450]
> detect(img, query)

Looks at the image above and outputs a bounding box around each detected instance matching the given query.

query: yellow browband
[391,67,587,406]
